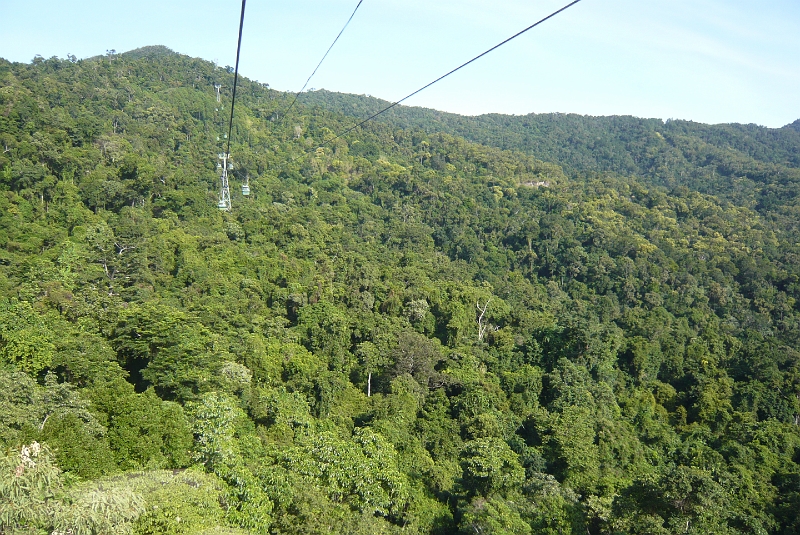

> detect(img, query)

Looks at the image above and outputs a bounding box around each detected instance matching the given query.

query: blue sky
[2,0,799,127]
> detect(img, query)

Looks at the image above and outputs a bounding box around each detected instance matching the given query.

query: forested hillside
[300,90,800,212]
[1,46,799,534]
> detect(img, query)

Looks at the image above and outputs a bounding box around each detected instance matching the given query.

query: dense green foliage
[300,90,800,212]
[1,46,799,534]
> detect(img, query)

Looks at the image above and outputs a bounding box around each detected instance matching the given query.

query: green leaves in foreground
[0,442,143,535]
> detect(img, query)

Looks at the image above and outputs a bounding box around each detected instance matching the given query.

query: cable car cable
[226,0,247,160]
[279,0,366,119]
[271,0,584,173]
[319,0,584,148]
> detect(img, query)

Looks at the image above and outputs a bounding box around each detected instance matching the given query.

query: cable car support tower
[217,152,232,211]
[216,0,247,211]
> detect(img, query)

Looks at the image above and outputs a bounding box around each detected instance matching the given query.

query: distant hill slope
[121,45,179,60]
[300,90,800,210]
[786,118,800,133]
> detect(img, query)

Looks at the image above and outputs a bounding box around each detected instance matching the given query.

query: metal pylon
[218,153,231,211]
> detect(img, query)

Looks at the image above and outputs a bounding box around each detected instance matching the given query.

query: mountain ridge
[299,89,800,209]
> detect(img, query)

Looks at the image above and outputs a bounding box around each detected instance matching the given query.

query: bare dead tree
[477,299,491,342]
